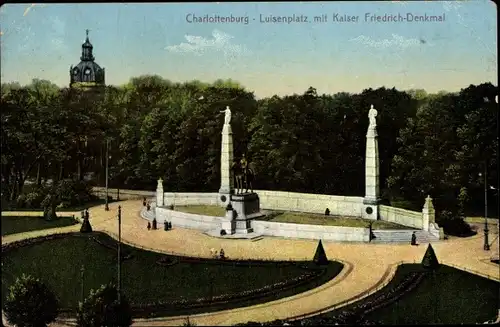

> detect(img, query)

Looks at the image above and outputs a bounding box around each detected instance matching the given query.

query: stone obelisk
[219,106,234,207]
[363,104,380,220]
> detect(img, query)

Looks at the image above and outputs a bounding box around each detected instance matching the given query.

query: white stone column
[156,178,164,207]
[422,195,435,231]
[363,105,380,220]
[219,111,234,206]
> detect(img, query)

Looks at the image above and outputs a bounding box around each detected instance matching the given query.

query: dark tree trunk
[36,162,42,186]
[58,162,64,181]
[78,157,84,181]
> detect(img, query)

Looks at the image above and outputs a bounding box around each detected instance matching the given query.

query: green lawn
[174,206,411,229]
[174,205,226,217]
[1,216,78,236]
[264,212,412,230]
[1,232,343,318]
[320,264,499,324]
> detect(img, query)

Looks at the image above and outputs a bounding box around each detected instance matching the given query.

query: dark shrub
[313,240,328,265]
[15,194,26,208]
[437,211,476,237]
[55,179,97,208]
[77,283,132,327]
[80,216,93,233]
[4,274,59,327]
[220,229,227,236]
[24,185,48,209]
[421,244,440,270]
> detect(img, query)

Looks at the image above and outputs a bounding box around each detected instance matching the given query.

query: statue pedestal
[230,193,264,234]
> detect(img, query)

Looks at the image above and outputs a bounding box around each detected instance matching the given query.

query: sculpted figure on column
[368,104,377,127]
[220,106,232,125]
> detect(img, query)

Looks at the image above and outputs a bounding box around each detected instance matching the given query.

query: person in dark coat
[411,232,417,246]
[147,222,151,230]
[164,220,168,231]
[219,248,225,259]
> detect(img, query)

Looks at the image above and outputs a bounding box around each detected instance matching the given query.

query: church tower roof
[70,29,105,89]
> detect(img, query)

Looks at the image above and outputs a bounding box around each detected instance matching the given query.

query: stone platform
[230,192,265,220]
[204,229,264,240]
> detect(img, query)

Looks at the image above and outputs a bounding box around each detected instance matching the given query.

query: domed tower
[70,29,105,89]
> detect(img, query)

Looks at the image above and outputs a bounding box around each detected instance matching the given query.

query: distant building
[70,29,105,89]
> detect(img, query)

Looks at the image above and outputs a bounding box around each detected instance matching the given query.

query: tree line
[1,76,498,225]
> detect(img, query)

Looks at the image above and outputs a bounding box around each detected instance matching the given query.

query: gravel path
[2,200,498,326]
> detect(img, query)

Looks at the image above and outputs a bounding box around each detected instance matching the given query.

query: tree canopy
[1,78,498,226]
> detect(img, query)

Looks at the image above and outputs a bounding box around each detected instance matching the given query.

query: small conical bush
[421,244,439,269]
[80,217,93,233]
[313,240,328,265]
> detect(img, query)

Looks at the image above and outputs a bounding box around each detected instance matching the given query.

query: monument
[362,105,380,220]
[218,106,263,235]
[218,106,234,206]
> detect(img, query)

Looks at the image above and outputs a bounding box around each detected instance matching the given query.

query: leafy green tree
[77,283,132,327]
[3,274,59,327]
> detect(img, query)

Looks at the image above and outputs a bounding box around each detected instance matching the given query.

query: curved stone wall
[93,187,436,236]
[161,190,364,217]
[154,206,369,242]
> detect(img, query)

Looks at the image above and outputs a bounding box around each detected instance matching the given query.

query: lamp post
[117,205,122,302]
[479,165,490,251]
[80,265,85,304]
[105,138,110,211]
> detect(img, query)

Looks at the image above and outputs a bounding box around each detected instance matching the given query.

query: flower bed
[331,271,427,324]
[89,235,134,261]
[131,270,321,313]
[2,232,81,253]
[155,256,180,266]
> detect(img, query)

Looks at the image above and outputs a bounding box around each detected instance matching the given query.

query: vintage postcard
[1,1,498,326]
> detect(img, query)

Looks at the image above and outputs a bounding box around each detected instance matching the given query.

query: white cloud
[165,29,250,61]
[349,34,424,50]
[48,16,67,51]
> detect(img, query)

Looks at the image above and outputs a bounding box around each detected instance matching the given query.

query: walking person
[411,232,418,246]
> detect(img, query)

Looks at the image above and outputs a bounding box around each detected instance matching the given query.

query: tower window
[84,68,91,75]
[73,68,79,75]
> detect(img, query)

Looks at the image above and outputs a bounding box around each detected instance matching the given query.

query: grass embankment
[174,205,411,229]
[319,264,499,324]
[1,232,343,318]
[266,212,412,229]
[1,216,78,236]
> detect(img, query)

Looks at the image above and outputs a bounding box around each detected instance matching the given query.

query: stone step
[371,230,437,243]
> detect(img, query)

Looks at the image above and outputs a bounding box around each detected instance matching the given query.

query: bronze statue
[231,155,255,194]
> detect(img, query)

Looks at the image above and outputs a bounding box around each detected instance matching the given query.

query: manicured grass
[320,264,499,324]
[1,232,343,318]
[1,216,78,236]
[174,205,226,217]
[264,212,412,230]
[174,206,411,229]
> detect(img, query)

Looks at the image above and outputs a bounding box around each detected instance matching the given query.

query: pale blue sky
[0,1,497,97]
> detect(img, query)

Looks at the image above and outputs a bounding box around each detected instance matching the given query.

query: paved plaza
[2,200,499,326]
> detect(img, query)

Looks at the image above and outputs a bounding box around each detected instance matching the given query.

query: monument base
[362,198,380,220]
[218,189,234,207]
[230,193,264,220]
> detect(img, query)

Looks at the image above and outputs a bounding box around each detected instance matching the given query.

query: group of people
[210,248,226,259]
[146,219,172,231]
